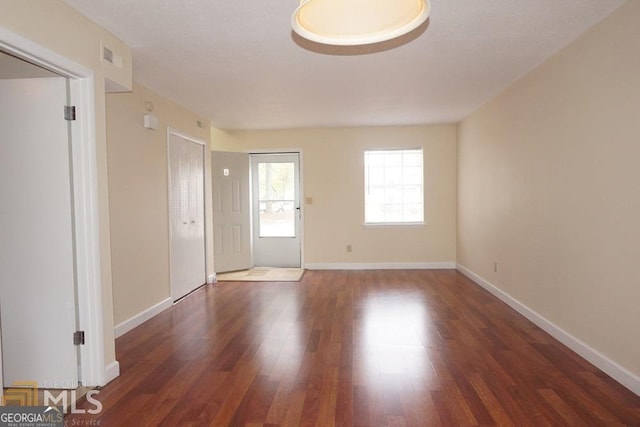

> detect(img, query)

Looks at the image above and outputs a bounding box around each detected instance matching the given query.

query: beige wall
[0,0,132,374]
[458,0,640,379]
[0,52,58,79]
[107,84,212,326]
[212,125,457,265]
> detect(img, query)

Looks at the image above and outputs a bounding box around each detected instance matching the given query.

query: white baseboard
[456,264,640,397]
[103,361,120,385]
[305,262,456,270]
[114,297,173,338]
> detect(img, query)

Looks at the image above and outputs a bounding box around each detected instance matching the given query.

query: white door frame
[248,148,305,268]
[0,29,106,386]
[167,128,208,300]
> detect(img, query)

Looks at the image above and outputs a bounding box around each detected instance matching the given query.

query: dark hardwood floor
[67,270,640,426]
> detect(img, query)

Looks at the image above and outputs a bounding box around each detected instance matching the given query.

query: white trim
[0,29,107,387]
[363,222,425,228]
[114,297,173,338]
[246,148,303,155]
[456,264,640,397]
[69,76,106,388]
[305,262,456,270]
[104,361,120,385]
[298,150,305,268]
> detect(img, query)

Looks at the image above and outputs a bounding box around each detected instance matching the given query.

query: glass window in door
[257,162,296,237]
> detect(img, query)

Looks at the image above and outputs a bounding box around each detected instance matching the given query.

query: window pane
[403,151,422,167]
[259,201,295,237]
[366,151,385,167]
[367,166,385,187]
[258,163,294,201]
[364,149,423,224]
[385,152,403,167]
[404,186,422,203]
[366,204,384,223]
[385,166,403,186]
[404,203,423,222]
[384,204,403,222]
[258,162,296,237]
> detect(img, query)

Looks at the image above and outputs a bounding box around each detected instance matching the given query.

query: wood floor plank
[228,375,279,426]
[314,367,340,426]
[537,388,589,426]
[263,379,294,424]
[65,270,640,426]
[467,373,515,427]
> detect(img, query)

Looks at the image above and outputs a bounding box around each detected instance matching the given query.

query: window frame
[363,148,425,227]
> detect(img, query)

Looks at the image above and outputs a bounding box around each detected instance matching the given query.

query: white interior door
[0,77,78,388]
[251,153,301,268]
[168,131,206,301]
[211,151,251,273]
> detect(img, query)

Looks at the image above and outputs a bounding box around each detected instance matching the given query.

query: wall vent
[100,42,123,68]
[103,46,114,64]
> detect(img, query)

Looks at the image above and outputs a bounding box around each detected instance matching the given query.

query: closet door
[168,131,206,301]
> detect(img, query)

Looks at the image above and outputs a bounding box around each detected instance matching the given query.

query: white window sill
[363,222,425,228]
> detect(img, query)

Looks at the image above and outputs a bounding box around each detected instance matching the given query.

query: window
[364,148,423,224]
[257,162,296,237]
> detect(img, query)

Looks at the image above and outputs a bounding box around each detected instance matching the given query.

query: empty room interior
[1,0,639,425]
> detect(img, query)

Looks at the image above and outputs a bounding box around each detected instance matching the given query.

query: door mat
[216,267,305,282]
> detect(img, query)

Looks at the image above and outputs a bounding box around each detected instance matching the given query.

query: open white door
[251,153,302,268]
[0,77,79,388]
[211,151,251,273]
[168,131,206,301]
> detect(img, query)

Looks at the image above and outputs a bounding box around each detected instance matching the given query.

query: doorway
[1,28,108,390]
[168,130,206,301]
[250,153,302,268]
[0,57,79,389]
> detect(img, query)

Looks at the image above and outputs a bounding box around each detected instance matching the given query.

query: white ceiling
[62,0,625,131]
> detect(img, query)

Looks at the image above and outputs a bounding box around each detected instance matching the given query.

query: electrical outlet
[346,245,352,253]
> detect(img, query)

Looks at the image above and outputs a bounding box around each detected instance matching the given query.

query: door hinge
[73,331,85,345]
[64,105,76,121]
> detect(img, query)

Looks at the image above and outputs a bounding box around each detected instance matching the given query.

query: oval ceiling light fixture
[292,0,430,46]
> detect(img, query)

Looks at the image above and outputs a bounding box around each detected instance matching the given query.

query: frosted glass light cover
[292,0,430,46]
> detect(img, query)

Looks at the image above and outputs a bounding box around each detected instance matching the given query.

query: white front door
[168,131,206,301]
[251,153,301,268]
[211,151,251,273]
[0,77,79,388]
